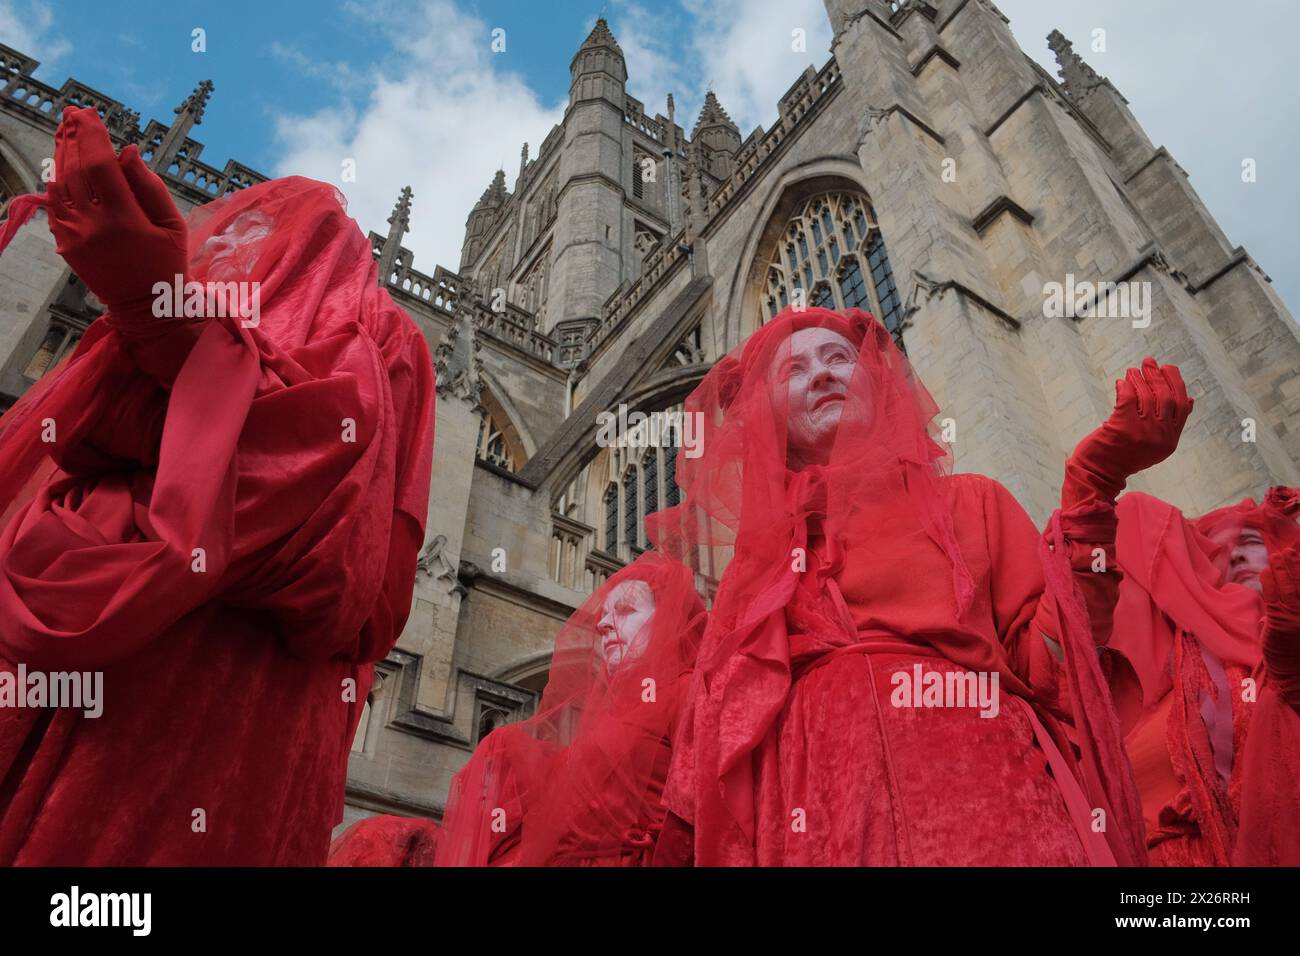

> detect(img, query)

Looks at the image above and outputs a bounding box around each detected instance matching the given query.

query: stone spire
[518,141,529,185]
[692,90,739,137]
[460,170,510,272]
[1048,29,1123,102]
[692,91,742,180]
[151,79,214,173]
[576,16,624,60]
[474,169,509,211]
[569,16,627,103]
[378,185,413,288]
[682,138,708,249]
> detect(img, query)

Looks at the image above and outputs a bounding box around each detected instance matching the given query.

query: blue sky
[3,0,1297,310]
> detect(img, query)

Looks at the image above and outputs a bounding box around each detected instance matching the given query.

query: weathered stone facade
[1,0,1295,833]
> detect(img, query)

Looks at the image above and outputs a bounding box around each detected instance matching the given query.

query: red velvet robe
[328,815,441,867]
[665,473,1134,866]
[0,177,435,865]
[1113,491,1300,865]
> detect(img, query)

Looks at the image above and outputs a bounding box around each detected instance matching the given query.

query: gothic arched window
[642,450,658,517]
[477,706,508,744]
[476,413,514,471]
[665,449,680,507]
[763,191,905,347]
[475,387,527,473]
[623,465,639,549]
[566,403,692,578]
[603,483,618,553]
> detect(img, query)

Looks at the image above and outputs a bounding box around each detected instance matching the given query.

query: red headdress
[435,550,706,866]
[1114,488,1300,706]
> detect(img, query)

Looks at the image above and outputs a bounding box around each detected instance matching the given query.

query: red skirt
[754,641,1096,866]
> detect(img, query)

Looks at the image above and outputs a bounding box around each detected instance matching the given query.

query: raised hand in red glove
[1261,545,1300,710]
[47,106,188,315]
[1063,356,1194,509]
[46,106,202,385]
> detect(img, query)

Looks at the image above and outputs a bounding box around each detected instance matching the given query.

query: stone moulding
[910,45,962,77]
[971,195,1035,236]
[906,271,1021,331]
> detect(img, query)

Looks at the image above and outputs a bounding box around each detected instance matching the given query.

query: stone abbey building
[0,0,1296,831]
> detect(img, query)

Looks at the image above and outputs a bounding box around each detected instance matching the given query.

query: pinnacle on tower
[176,79,214,125]
[691,90,742,182]
[569,15,627,94]
[151,78,215,172]
[692,90,739,137]
[1047,30,1117,101]
[474,169,509,211]
[387,185,413,232]
[378,185,413,287]
[576,16,624,60]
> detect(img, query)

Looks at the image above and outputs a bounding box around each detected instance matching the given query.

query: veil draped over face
[435,550,706,866]
[1194,488,1300,566]
[1113,488,1300,707]
[648,305,974,637]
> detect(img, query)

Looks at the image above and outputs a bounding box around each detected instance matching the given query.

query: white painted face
[199,210,273,280]
[769,327,862,466]
[1208,525,1270,592]
[596,579,656,674]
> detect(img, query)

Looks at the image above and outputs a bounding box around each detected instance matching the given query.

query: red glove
[47,106,200,384]
[1261,545,1300,710]
[1063,357,1194,508]
[47,106,188,313]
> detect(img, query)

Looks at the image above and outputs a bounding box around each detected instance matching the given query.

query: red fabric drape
[0,175,435,864]
[1113,490,1300,865]
[649,306,1144,866]
[434,551,706,867]
[328,815,441,867]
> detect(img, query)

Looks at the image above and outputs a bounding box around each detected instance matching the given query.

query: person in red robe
[433,551,705,866]
[328,815,441,867]
[0,107,435,864]
[647,305,1192,866]
[1112,487,1300,865]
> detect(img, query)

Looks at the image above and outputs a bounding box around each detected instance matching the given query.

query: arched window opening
[761,191,906,348]
[642,450,658,517]
[476,414,514,470]
[665,449,680,507]
[603,483,618,553]
[622,465,638,550]
[477,706,509,744]
[475,387,528,472]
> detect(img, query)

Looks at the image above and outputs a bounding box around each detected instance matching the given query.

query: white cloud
[269,0,565,277]
[601,1,689,118]
[600,0,834,151]
[267,0,831,280]
[0,0,71,67]
[269,41,368,96]
[679,0,833,136]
